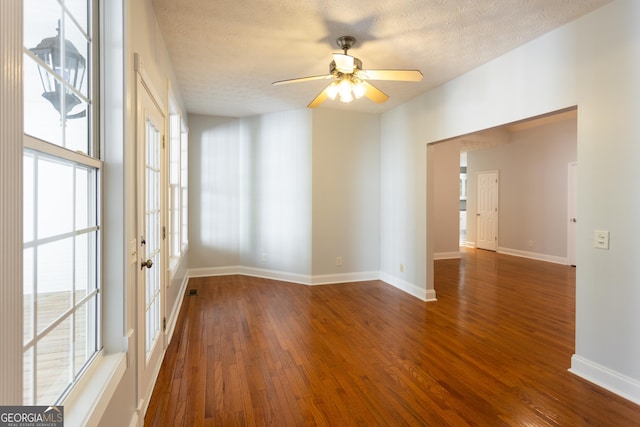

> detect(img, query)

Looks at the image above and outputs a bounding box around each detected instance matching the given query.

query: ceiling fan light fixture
[352,78,366,99]
[336,78,354,103]
[274,36,421,108]
[339,90,354,104]
[326,81,339,100]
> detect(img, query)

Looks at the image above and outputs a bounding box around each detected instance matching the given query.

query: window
[180,122,189,250]
[23,0,99,405]
[168,96,188,268]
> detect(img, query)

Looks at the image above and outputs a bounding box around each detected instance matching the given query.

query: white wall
[311,109,380,276]
[187,108,381,283]
[239,110,314,276]
[380,0,640,404]
[572,0,640,396]
[188,114,241,268]
[466,118,577,262]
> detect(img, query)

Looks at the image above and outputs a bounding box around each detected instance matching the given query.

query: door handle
[141,258,153,270]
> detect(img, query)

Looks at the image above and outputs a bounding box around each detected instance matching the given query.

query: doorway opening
[432,107,577,265]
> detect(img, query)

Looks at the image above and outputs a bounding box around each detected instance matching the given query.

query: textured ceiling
[152,0,611,118]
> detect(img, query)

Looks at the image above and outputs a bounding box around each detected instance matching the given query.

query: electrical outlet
[400,263,404,272]
[336,257,343,266]
[528,240,533,248]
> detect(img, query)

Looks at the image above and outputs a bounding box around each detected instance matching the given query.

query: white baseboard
[238,266,313,285]
[188,265,310,284]
[189,266,379,286]
[434,251,461,260]
[497,247,568,265]
[569,355,640,406]
[463,241,476,248]
[165,272,189,344]
[379,272,437,302]
[128,412,139,427]
[188,266,435,302]
[310,271,380,285]
[188,265,241,278]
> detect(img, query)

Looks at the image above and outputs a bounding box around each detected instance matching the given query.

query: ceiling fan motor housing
[336,35,356,53]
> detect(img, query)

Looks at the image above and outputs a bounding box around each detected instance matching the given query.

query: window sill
[62,350,127,427]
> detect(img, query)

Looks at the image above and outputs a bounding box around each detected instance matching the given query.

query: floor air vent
[187,289,199,296]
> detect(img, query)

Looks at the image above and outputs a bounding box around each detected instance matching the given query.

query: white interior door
[136,71,165,411]
[476,170,499,251]
[568,162,577,266]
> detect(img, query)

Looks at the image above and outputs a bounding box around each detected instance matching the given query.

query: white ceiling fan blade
[332,53,354,73]
[362,81,389,104]
[307,86,330,108]
[272,74,332,86]
[360,69,423,82]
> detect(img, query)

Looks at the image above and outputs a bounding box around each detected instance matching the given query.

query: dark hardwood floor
[144,249,640,426]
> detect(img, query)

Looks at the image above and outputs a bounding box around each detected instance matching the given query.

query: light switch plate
[594,230,609,250]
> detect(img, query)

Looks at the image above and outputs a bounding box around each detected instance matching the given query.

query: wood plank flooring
[144,249,640,426]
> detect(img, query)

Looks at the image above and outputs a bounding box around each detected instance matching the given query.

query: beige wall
[431,140,462,258]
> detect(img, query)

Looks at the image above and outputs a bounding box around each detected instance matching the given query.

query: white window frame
[22,0,102,406]
[180,119,189,252]
[167,88,188,274]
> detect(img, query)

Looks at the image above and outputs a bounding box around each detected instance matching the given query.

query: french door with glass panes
[136,65,166,411]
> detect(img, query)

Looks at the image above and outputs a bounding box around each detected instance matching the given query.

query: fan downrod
[336,36,356,54]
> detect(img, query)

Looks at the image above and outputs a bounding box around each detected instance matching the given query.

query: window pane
[66,0,89,35]
[181,188,188,246]
[24,56,64,146]
[64,14,89,99]
[74,296,98,377]
[24,248,34,344]
[23,0,61,53]
[63,97,90,154]
[23,347,34,405]
[24,152,35,242]
[75,231,98,296]
[37,157,74,239]
[75,165,96,229]
[37,238,73,333]
[36,317,72,405]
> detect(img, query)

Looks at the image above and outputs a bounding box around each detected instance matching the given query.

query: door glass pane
[145,117,162,356]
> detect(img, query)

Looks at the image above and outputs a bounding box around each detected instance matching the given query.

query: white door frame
[567,162,577,266]
[135,55,166,415]
[476,170,499,251]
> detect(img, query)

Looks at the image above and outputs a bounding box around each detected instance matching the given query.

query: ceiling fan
[272,36,423,108]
